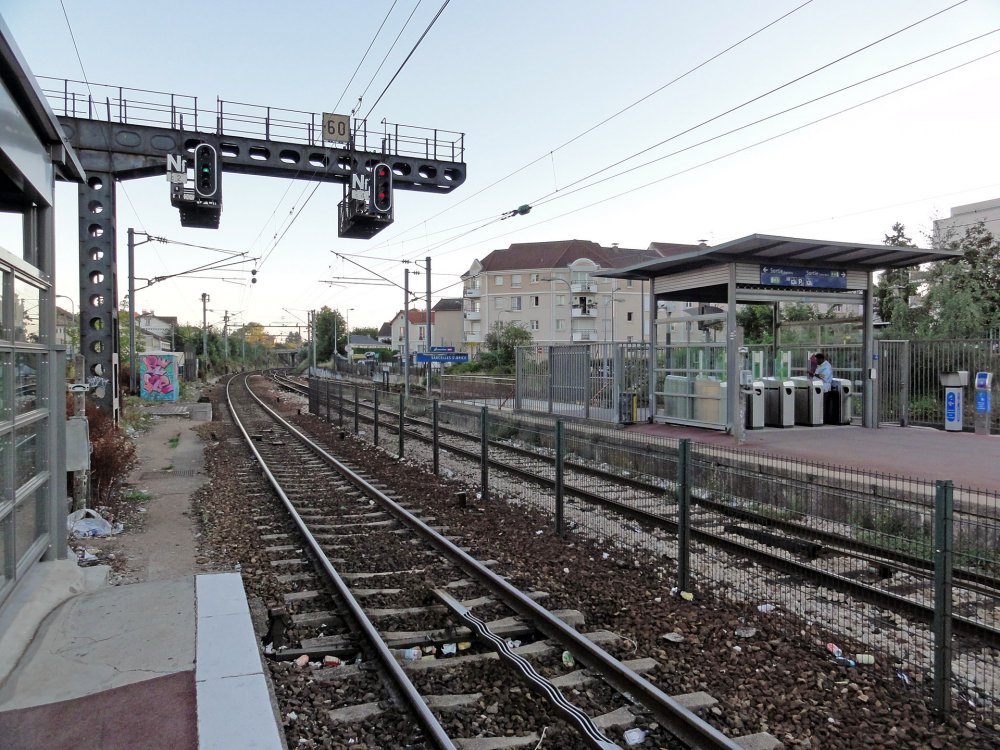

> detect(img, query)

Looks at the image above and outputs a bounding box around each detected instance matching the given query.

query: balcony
[464,331,483,343]
[572,329,599,342]
[571,281,596,294]
[464,285,482,297]
[571,305,596,318]
[464,310,481,321]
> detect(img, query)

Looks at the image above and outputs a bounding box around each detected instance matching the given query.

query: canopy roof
[600,233,961,280]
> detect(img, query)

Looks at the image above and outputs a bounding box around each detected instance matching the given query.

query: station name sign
[760,265,847,289]
[415,352,469,363]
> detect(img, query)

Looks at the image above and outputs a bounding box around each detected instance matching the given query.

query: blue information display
[946,391,958,421]
[760,265,847,289]
[976,391,991,413]
[415,352,469,363]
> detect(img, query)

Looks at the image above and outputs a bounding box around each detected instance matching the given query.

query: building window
[495,298,506,310]
[511,274,522,288]
[531,296,540,307]
[419,326,425,340]
[627,312,634,322]
[511,296,522,311]
[530,273,540,283]
[627,279,634,288]
[555,319,566,331]
[494,275,504,286]
[555,294,566,306]
[530,320,540,331]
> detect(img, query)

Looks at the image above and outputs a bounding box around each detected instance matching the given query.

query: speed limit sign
[322,113,350,144]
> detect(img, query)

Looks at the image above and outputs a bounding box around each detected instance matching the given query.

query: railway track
[275,372,1000,649]
[230,373,779,749]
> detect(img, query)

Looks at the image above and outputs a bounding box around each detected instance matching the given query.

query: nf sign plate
[323,113,351,144]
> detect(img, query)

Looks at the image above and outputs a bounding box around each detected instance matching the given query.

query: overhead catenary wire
[372,8,988,269]
[412,47,1000,262]
[360,0,818,251]
[521,0,972,211]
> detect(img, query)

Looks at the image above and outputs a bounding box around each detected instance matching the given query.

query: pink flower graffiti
[141,355,174,397]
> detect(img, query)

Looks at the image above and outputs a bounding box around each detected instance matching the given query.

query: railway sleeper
[380,609,586,649]
[722,524,823,559]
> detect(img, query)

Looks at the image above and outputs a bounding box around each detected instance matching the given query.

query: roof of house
[390,309,435,325]
[377,321,393,338]
[475,240,679,272]
[348,334,383,347]
[432,298,462,312]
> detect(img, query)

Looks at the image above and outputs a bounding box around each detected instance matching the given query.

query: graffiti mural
[139,354,179,401]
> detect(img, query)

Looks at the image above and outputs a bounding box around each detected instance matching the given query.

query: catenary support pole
[128,228,136,396]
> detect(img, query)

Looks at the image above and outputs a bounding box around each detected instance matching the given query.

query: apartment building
[933,197,1000,244]
[461,239,696,353]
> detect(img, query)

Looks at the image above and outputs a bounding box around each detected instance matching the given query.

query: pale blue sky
[4,0,999,334]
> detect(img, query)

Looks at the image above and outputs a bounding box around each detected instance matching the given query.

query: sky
[3,0,999,337]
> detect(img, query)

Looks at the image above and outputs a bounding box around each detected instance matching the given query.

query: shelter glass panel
[15,352,41,416]
[14,488,41,562]
[13,278,40,344]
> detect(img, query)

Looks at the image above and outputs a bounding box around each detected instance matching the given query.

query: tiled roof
[476,240,680,272]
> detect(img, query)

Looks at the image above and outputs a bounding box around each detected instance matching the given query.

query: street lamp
[345,308,354,359]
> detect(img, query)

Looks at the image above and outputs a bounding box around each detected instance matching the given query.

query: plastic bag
[67,508,122,537]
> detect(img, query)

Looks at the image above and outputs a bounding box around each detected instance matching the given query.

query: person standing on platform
[807,352,818,378]
[813,352,833,393]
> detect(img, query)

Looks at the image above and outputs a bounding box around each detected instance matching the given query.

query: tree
[916,221,1000,338]
[736,304,773,344]
[480,322,533,372]
[351,325,379,340]
[873,222,918,325]
[313,307,346,361]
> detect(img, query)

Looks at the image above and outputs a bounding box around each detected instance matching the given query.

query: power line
[420,47,1000,261]
[528,28,1000,212]
[363,0,817,251]
[373,4,984,268]
[362,0,452,119]
[523,0,972,210]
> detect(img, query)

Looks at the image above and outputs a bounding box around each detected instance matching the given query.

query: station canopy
[601,233,962,303]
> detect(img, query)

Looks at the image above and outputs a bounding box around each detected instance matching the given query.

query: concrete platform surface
[625,422,1000,494]
[0,571,284,750]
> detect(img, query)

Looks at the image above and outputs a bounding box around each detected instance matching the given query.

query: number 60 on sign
[322,113,350,144]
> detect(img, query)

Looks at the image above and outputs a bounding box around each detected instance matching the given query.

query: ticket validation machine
[975,371,993,436]
[940,370,969,432]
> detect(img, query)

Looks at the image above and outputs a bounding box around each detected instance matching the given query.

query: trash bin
[823,378,854,425]
[939,371,969,432]
[618,391,637,424]
[790,377,824,426]
[745,380,765,429]
[762,377,794,427]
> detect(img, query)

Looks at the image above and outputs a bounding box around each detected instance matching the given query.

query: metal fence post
[676,439,691,592]
[480,406,489,503]
[325,380,331,421]
[933,479,954,720]
[547,346,554,414]
[374,389,380,447]
[398,392,405,458]
[338,381,344,427]
[353,386,359,434]
[555,420,565,536]
[432,399,440,475]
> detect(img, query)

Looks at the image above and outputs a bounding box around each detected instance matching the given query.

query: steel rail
[250,374,746,750]
[226,374,457,750]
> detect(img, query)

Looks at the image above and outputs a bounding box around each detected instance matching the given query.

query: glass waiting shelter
[597,234,960,437]
[0,19,85,610]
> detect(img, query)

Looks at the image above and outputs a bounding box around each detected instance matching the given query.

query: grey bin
[790,376,824,426]
[746,381,765,430]
[824,378,854,425]
[762,377,795,428]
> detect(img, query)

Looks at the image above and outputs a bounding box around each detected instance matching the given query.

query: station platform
[0,565,284,750]
[626,421,1000,493]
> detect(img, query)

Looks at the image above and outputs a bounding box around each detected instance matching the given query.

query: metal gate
[877,340,910,426]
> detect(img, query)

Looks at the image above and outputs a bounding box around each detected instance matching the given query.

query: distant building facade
[460,240,695,354]
[933,197,1000,244]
